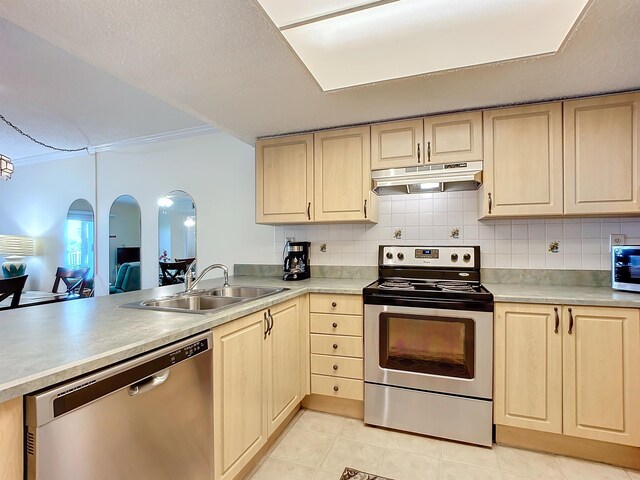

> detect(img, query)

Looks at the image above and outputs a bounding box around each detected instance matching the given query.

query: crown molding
[12,124,218,166]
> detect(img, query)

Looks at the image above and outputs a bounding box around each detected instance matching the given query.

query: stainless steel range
[363,245,494,446]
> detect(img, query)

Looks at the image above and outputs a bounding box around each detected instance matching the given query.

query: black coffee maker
[283,241,310,281]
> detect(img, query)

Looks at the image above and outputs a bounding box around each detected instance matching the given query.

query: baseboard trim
[496,425,640,470]
[302,394,364,420]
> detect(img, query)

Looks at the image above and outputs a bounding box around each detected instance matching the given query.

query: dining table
[0,290,80,310]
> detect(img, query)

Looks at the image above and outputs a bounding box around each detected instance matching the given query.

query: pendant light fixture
[0,154,13,181]
[0,113,89,180]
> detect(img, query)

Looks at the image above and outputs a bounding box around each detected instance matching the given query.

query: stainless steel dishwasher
[25,331,213,480]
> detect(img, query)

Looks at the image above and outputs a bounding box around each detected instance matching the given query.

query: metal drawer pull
[333,364,339,371]
[364,199,367,219]
[417,142,421,163]
[307,202,311,220]
[568,307,574,334]
[333,385,339,392]
[488,192,492,214]
[332,343,338,349]
[427,141,431,162]
[332,302,337,307]
[554,307,559,334]
[332,322,338,328]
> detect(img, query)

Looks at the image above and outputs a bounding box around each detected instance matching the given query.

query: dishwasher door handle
[128,370,170,396]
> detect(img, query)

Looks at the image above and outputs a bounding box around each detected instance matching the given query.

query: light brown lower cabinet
[0,396,22,480]
[495,303,640,447]
[213,297,302,480]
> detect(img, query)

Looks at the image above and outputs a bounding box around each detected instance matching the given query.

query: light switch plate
[610,234,625,251]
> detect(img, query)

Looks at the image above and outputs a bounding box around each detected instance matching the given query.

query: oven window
[379,313,475,379]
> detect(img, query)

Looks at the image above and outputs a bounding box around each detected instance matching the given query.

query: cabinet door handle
[417,142,421,163]
[488,192,492,214]
[332,343,338,350]
[307,202,311,220]
[332,302,337,307]
[568,308,574,334]
[267,309,273,336]
[364,199,367,219]
[332,322,338,328]
[333,385,339,392]
[333,364,339,371]
[263,312,269,339]
[427,141,431,162]
[554,307,559,334]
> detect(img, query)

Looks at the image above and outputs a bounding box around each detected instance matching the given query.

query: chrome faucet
[185,261,230,293]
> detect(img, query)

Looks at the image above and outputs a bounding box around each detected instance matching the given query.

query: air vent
[26,430,36,456]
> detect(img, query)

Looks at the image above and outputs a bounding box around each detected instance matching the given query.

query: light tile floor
[246,409,640,480]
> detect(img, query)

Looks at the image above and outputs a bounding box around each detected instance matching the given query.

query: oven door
[364,304,492,399]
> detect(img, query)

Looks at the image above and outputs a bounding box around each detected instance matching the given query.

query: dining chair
[0,274,28,309]
[52,267,90,295]
[160,261,188,286]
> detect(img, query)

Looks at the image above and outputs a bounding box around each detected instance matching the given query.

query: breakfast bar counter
[0,275,374,403]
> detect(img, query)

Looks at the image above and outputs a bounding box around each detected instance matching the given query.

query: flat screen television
[116,247,140,265]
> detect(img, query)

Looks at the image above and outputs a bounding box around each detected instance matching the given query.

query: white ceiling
[0,17,205,160]
[0,0,639,156]
[264,0,589,91]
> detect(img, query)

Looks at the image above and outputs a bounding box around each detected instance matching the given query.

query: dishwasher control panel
[170,339,209,364]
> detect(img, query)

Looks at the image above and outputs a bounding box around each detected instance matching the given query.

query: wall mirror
[109,195,141,295]
[158,190,196,286]
[65,199,95,293]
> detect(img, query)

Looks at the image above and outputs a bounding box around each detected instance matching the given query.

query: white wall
[93,131,274,295]
[0,154,96,290]
[0,131,275,295]
[272,191,640,270]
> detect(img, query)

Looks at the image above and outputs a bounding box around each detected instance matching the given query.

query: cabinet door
[494,303,563,433]
[213,311,268,480]
[314,126,375,222]
[0,397,22,480]
[564,93,640,214]
[266,298,301,436]
[563,306,640,446]
[424,111,483,164]
[480,103,563,218]
[371,118,424,169]
[256,134,314,224]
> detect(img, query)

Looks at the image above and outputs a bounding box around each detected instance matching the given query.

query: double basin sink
[122,286,288,314]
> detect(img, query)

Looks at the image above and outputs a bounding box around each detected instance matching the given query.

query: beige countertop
[2,273,639,404]
[486,283,640,307]
[0,275,373,403]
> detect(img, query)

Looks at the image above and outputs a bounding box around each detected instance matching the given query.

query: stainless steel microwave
[612,245,640,292]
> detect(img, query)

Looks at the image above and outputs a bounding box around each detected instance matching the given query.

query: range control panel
[380,246,478,268]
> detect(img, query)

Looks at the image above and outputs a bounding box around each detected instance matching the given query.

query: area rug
[340,467,393,480]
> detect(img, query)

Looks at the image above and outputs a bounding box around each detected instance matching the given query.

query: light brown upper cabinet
[424,111,483,164]
[371,118,423,169]
[480,103,563,218]
[314,126,377,223]
[564,93,640,215]
[256,134,314,224]
[370,112,482,169]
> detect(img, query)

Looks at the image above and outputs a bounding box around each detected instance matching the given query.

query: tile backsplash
[273,191,640,270]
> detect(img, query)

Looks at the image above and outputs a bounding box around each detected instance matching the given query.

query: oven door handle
[364,293,494,312]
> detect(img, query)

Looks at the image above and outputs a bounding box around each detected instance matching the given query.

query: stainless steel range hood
[372,161,483,196]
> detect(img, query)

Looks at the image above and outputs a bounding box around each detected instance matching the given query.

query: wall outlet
[610,234,625,251]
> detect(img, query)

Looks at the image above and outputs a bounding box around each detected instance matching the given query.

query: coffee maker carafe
[283,241,310,281]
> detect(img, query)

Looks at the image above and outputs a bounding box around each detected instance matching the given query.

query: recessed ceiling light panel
[257,0,590,91]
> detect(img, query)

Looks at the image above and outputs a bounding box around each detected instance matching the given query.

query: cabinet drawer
[310,313,362,336]
[310,334,363,358]
[311,374,363,401]
[310,294,362,315]
[311,354,363,380]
